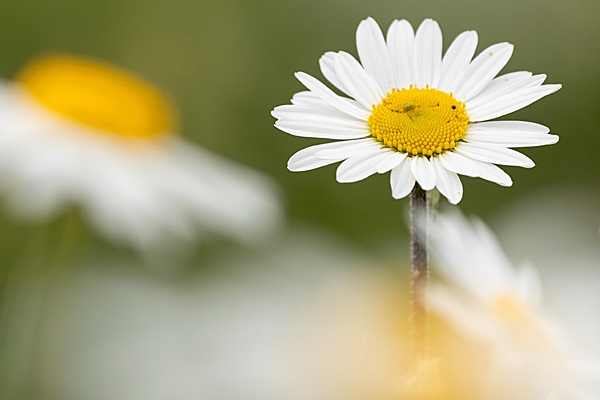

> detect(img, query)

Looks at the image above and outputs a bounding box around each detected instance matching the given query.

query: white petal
[336,151,389,183]
[468,84,562,122]
[469,159,513,186]
[387,19,415,89]
[287,143,343,172]
[294,72,371,120]
[287,142,348,172]
[452,43,514,101]
[413,19,442,88]
[275,117,370,140]
[466,73,546,110]
[466,121,559,148]
[469,120,549,134]
[467,133,558,148]
[438,151,480,177]
[376,151,407,173]
[290,91,339,108]
[516,260,544,306]
[292,90,362,110]
[472,71,532,95]
[455,142,534,168]
[334,52,385,110]
[410,156,437,190]
[315,138,382,159]
[439,151,512,186]
[469,217,518,283]
[356,17,395,93]
[430,215,519,301]
[464,72,531,110]
[438,151,512,186]
[431,157,463,204]
[319,52,350,96]
[272,104,359,120]
[429,286,497,342]
[438,31,478,93]
[390,158,415,199]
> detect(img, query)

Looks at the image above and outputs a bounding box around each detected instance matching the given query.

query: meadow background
[0,0,598,398]
[0,0,598,249]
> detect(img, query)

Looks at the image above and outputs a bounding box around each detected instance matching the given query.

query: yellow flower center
[494,294,550,350]
[368,87,469,156]
[16,55,176,139]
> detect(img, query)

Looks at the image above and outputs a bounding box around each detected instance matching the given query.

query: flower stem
[410,183,429,357]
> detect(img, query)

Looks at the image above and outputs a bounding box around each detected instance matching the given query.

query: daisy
[0,55,282,250]
[272,18,561,204]
[427,211,600,400]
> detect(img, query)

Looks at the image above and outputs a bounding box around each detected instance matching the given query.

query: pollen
[16,55,176,139]
[367,87,469,157]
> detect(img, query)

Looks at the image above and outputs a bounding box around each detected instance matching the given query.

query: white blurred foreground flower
[428,212,600,400]
[0,55,281,250]
[272,18,560,204]
[2,229,408,400]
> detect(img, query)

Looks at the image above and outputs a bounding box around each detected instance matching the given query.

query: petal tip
[363,16,376,24]
[335,174,348,183]
[294,71,309,80]
[391,192,408,200]
[448,194,462,205]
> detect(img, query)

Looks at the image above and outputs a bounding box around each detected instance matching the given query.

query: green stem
[410,183,429,357]
[0,210,83,399]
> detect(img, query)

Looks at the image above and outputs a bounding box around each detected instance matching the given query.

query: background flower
[0,55,283,251]
[0,228,409,400]
[427,210,600,400]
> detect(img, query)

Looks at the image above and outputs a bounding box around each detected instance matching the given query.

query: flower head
[0,54,282,250]
[427,211,600,400]
[272,18,560,204]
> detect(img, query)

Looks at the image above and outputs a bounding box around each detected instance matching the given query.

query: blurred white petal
[0,76,282,251]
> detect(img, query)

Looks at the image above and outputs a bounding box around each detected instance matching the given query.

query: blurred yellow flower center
[16,55,176,139]
[368,87,469,157]
[495,295,531,328]
[494,295,547,348]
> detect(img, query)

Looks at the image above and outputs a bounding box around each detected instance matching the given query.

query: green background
[0,0,597,251]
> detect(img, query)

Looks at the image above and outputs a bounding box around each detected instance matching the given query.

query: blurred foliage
[0,0,598,254]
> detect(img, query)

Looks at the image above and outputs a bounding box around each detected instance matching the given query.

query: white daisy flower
[0,55,282,250]
[428,212,600,400]
[272,18,561,204]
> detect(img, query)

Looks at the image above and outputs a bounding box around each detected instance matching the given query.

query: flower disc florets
[273,17,562,204]
[368,86,469,157]
[16,56,175,139]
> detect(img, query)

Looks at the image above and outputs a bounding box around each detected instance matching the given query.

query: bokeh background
[0,0,599,399]
[0,0,598,248]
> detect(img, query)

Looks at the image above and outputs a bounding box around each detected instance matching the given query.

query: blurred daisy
[427,212,600,400]
[0,55,281,250]
[272,18,560,204]
[1,228,408,400]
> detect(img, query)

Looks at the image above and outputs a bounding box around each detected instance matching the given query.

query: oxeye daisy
[0,55,281,250]
[272,17,561,204]
[427,212,600,400]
